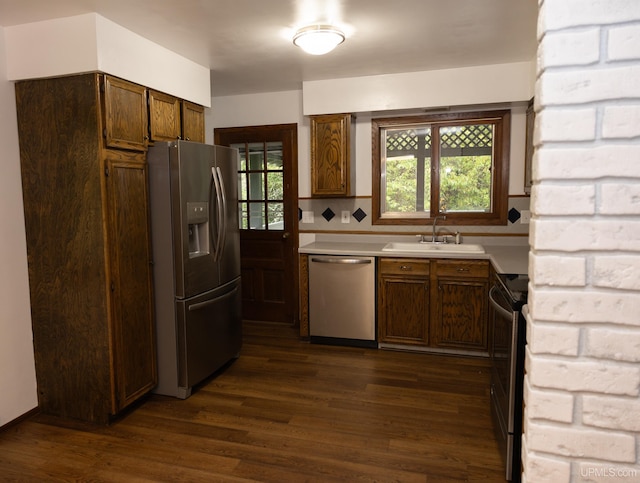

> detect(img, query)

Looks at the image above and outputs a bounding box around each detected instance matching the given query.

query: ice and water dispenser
[186,201,209,257]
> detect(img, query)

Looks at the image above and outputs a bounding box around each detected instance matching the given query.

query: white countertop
[299,241,529,275]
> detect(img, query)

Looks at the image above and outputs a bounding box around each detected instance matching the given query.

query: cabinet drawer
[379,258,430,276]
[435,260,489,278]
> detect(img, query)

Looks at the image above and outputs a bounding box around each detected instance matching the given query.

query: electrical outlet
[341,211,351,223]
[520,210,531,224]
[301,211,314,223]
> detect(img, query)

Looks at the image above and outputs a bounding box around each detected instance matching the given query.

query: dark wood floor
[0,322,505,482]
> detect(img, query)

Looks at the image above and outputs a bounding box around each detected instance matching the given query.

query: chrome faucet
[432,215,446,242]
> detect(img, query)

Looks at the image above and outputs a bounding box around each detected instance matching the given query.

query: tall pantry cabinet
[15,73,157,423]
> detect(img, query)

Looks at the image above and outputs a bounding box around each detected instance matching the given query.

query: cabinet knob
[400,265,412,271]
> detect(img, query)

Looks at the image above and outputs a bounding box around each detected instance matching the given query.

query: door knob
[282,232,290,239]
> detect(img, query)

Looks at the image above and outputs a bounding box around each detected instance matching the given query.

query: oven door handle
[489,286,514,319]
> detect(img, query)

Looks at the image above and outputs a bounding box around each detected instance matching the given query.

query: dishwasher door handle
[310,257,372,265]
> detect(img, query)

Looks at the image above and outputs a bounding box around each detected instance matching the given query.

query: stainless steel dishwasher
[309,255,376,347]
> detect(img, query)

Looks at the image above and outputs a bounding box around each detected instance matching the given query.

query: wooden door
[215,124,298,324]
[104,151,157,411]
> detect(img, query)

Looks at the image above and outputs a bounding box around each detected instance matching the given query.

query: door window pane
[237,148,247,171]
[267,202,284,229]
[248,202,265,230]
[238,173,247,201]
[248,143,264,170]
[248,173,264,200]
[238,201,248,229]
[266,142,283,169]
[232,141,285,231]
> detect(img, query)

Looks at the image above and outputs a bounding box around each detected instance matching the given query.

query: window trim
[371,109,511,226]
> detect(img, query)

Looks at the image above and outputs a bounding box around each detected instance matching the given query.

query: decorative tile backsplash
[298,196,531,236]
[352,207,367,223]
[508,207,522,224]
[321,207,335,222]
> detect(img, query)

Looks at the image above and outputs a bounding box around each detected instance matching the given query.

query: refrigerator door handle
[188,286,239,311]
[211,167,225,262]
[216,166,228,258]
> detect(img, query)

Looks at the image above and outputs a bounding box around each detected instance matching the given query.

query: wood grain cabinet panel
[103,75,148,151]
[377,257,490,355]
[148,92,205,143]
[378,258,430,345]
[15,73,157,423]
[310,113,354,197]
[181,100,205,142]
[148,89,181,141]
[431,260,490,353]
[105,153,157,410]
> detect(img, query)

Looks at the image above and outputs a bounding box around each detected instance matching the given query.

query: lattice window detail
[441,124,493,149]
[386,129,431,152]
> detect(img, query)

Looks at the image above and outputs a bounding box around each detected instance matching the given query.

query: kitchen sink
[382,242,485,254]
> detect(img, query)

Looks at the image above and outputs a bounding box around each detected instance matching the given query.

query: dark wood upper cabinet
[148,89,182,141]
[103,75,149,151]
[148,91,205,143]
[310,113,355,197]
[181,100,205,143]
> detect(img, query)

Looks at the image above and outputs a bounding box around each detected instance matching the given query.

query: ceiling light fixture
[293,24,345,55]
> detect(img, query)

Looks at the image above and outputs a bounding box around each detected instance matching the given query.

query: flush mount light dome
[293,24,345,55]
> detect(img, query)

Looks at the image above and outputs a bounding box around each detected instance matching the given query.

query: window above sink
[371,109,511,227]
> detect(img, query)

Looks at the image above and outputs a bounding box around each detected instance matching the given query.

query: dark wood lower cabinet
[378,257,490,355]
[378,258,430,345]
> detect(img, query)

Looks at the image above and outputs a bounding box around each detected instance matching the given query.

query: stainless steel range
[488,273,528,482]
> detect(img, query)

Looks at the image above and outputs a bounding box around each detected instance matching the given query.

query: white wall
[0,27,38,425]
[210,90,311,194]
[302,61,535,115]
[4,14,211,107]
[210,64,533,198]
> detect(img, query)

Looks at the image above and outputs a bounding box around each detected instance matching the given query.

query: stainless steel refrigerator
[147,140,242,399]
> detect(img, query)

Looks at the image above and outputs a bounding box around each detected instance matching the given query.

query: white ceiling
[0,0,538,97]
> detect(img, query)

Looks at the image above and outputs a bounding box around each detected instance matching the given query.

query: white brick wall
[524,1,640,481]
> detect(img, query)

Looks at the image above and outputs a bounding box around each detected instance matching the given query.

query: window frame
[371,109,511,226]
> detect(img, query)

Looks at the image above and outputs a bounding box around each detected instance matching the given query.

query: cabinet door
[378,258,430,345]
[182,100,205,142]
[103,75,148,151]
[310,113,352,197]
[149,90,181,141]
[432,273,489,352]
[105,151,157,412]
[379,276,429,345]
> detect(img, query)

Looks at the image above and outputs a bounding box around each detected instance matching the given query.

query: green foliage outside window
[385,156,430,213]
[440,155,491,212]
[373,110,510,225]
